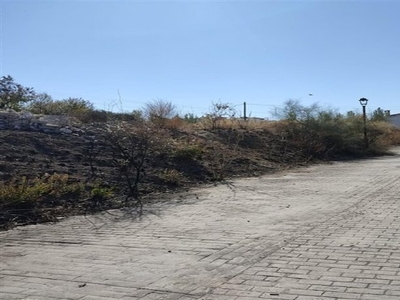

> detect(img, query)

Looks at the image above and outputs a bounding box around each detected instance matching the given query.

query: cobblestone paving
[1,150,400,299]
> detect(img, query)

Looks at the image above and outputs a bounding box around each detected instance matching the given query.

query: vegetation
[0,75,36,110]
[1,75,400,229]
[203,101,238,130]
[104,121,156,211]
[0,173,112,229]
[143,99,178,127]
[272,100,399,159]
[370,107,389,122]
[28,95,94,115]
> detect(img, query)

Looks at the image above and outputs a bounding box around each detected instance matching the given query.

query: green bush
[27,97,94,116]
[90,186,114,199]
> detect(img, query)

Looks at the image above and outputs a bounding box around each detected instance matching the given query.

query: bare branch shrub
[203,101,237,130]
[209,129,244,181]
[143,99,178,127]
[104,121,156,211]
[83,136,102,179]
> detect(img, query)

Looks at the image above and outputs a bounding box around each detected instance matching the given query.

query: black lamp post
[359,98,368,149]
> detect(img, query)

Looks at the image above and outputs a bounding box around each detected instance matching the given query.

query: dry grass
[196,117,276,130]
[370,121,400,148]
[163,117,187,130]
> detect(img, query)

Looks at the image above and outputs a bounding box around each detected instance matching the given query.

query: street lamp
[359,98,368,149]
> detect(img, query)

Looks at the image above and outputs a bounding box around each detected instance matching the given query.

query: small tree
[346,110,357,118]
[183,113,199,124]
[0,75,36,111]
[274,99,320,121]
[370,107,387,122]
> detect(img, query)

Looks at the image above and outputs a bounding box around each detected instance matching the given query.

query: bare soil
[0,122,377,229]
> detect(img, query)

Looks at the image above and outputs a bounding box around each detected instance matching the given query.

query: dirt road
[1,150,400,299]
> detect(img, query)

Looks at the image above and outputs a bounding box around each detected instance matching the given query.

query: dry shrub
[143,99,178,128]
[232,118,275,130]
[236,118,273,130]
[105,121,152,207]
[159,169,184,185]
[172,143,203,160]
[201,101,237,130]
[205,129,245,180]
[103,120,172,209]
[369,121,400,148]
[163,116,186,130]
[198,116,274,131]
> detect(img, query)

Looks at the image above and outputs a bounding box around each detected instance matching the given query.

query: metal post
[243,102,247,121]
[362,105,368,149]
[359,98,369,149]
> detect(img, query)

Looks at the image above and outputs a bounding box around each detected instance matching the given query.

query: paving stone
[1,150,400,299]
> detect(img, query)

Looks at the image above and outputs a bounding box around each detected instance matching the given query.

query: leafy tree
[132,110,144,121]
[27,93,54,114]
[183,113,199,123]
[370,107,387,122]
[274,99,320,121]
[346,110,357,118]
[0,75,35,110]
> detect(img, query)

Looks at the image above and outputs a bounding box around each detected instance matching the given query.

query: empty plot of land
[1,150,400,300]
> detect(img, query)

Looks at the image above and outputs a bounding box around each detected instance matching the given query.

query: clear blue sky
[2,0,400,118]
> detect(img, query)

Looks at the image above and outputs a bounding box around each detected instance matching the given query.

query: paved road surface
[1,150,400,300]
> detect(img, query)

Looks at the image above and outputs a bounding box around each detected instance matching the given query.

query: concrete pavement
[1,150,400,299]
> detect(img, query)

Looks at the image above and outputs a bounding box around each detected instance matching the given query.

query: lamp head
[359,98,368,106]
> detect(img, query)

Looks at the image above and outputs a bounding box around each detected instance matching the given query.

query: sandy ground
[1,149,400,300]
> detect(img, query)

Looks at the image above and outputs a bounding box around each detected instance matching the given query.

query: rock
[60,128,73,134]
